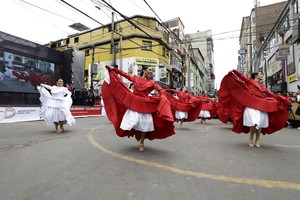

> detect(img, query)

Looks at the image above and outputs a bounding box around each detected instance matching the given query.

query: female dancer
[198,91,218,124]
[37,79,75,133]
[102,65,175,152]
[218,70,290,147]
[164,86,202,127]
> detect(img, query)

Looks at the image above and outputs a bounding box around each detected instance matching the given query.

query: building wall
[54,15,171,89]
[189,30,215,93]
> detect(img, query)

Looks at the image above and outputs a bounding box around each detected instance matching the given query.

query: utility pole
[249,22,253,76]
[111,12,116,67]
[91,46,95,92]
[119,26,123,71]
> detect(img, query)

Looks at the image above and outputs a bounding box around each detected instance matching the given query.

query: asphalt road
[1,116,300,200]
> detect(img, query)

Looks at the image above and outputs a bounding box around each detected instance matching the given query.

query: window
[74,37,79,43]
[142,41,152,51]
[294,0,300,14]
[162,47,166,57]
[14,55,22,62]
[284,12,290,30]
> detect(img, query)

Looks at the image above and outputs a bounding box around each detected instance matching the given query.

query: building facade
[239,1,287,79]
[189,30,215,94]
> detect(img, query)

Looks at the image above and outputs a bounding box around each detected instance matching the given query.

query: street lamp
[69,23,90,31]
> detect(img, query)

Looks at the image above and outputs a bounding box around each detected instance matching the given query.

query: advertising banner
[0,106,102,123]
[0,107,40,123]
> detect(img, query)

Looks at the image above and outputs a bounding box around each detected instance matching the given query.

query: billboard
[0,50,55,94]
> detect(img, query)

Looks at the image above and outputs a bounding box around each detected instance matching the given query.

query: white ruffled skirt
[243,107,268,129]
[199,110,211,118]
[175,110,188,119]
[120,109,154,132]
[38,86,76,126]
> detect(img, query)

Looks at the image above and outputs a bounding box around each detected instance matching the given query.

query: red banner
[70,106,102,117]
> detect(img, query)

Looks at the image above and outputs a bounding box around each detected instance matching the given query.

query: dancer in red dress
[164,86,202,127]
[102,65,175,152]
[198,92,218,124]
[218,70,290,147]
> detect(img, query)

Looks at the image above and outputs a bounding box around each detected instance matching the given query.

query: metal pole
[91,46,95,92]
[119,26,123,71]
[111,12,116,67]
[264,56,268,88]
[249,22,253,76]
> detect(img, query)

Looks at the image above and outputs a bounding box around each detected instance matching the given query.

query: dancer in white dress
[37,79,75,133]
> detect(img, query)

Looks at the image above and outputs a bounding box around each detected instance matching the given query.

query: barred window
[142,41,152,51]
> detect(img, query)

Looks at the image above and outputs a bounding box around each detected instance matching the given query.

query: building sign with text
[135,57,158,66]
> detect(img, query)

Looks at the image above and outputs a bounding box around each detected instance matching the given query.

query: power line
[60,0,104,26]
[13,0,295,55]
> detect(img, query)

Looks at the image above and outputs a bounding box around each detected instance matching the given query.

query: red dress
[164,89,202,122]
[198,95,218,119]
[218,70,291,134]
[102,66,175,141]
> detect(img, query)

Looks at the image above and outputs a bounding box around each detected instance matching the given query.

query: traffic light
[61,48,74,84]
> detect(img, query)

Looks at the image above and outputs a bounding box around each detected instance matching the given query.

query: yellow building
[53,15,171,91]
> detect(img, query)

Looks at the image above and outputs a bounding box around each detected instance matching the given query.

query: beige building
[239,1,286,77]
[189,30,215,94]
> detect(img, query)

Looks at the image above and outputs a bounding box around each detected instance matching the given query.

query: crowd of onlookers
[285,91,300,103]
[68,86,98,106]
[282,90,300,129]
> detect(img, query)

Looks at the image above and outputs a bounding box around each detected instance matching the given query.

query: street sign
[278,44,290,56]
[238,48,247,55]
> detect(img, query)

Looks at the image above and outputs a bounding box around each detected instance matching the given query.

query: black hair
[251,72,258,79]
[140,66,151,76]
[129,83,134,89]
[181,86,187,92]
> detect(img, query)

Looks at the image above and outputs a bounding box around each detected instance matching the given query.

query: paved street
[1,116,300,200]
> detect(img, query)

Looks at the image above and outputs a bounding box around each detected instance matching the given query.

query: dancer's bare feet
[139,144,144,152]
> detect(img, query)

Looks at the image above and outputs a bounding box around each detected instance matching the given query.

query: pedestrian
[82,88,88,106]
[37,79,75,133]
[218,70,290,148]
[102,65,175,152]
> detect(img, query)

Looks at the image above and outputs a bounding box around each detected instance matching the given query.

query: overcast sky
[0,0,286,88]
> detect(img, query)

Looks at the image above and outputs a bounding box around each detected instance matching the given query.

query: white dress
[37,84,76,126]
[243,107,268,129]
